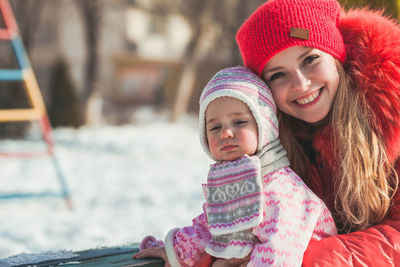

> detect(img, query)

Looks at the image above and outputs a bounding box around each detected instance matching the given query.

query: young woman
[236,0,400,265]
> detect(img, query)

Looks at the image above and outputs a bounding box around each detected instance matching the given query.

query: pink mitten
[139,235,164,251]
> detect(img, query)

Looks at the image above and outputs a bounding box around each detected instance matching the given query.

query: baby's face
[205,97,258,161]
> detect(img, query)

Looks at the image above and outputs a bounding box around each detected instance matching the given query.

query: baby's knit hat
[236,0,346,76]
[199,66,278,161]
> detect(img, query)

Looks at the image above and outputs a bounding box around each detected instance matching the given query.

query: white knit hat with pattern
[199,66,279,160]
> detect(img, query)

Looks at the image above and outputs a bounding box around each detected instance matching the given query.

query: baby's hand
[132,246,171,267]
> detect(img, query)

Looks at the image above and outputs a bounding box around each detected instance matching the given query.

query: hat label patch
[290,28,310,40]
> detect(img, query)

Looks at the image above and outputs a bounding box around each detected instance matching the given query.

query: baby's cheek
[207,138,219,157]
[240,130,258,155]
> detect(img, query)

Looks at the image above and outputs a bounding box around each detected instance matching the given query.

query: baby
[134,66,337,266]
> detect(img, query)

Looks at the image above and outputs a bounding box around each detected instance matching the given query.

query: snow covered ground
[0,108,212,265]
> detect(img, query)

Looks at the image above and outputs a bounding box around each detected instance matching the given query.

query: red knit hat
[236,0,346,76]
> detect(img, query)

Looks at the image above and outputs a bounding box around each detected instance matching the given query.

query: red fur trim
[315,8,400,163]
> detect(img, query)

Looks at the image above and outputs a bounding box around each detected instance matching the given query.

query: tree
[131,0,268,119]
[48,58,84,128]
[76,0,102,122]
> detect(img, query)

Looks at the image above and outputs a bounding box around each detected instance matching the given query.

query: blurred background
[2,0,398,134]
[0,0,399,263]
[1,0,267,135]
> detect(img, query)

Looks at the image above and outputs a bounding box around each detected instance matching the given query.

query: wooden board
[12,244,164,267]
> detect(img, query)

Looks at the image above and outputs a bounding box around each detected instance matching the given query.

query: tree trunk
[171,0,210,121]
[76,0,101,123]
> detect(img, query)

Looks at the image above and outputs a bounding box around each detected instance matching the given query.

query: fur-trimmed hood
[314,8,400,165]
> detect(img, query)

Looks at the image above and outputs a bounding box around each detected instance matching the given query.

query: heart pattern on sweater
[211,188,227,202]
[240,180,256,195]
[226,184,240,198]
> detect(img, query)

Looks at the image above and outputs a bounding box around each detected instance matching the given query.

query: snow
[0,108,212,266]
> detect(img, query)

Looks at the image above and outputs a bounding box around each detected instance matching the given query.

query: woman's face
[262,46,339,123]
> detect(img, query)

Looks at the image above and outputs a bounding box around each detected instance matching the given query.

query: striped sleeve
[164,212,212,266]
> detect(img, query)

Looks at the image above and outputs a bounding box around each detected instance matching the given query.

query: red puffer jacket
[302,8,400,266]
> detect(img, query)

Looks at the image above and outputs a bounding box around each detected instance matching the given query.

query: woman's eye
[268,72,285,82]
[302,55,319,66]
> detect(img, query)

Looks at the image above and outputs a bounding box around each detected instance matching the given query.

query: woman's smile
[263,46,339,123]
[293,87,323,107]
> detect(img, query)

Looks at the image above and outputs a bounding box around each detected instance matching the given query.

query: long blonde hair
[279,61,398,233]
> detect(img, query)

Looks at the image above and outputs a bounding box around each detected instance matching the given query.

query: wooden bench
[12,244,164,267]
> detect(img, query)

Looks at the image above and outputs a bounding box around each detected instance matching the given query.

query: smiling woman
[236,0,400,265]
[263,46,339,123]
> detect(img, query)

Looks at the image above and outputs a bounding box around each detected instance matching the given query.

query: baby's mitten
[139,235,164,251]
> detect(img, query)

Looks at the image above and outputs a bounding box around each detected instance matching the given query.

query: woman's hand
[132,246,171,267]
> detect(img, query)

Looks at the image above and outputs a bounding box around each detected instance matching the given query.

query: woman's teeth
[296,89,320,105]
